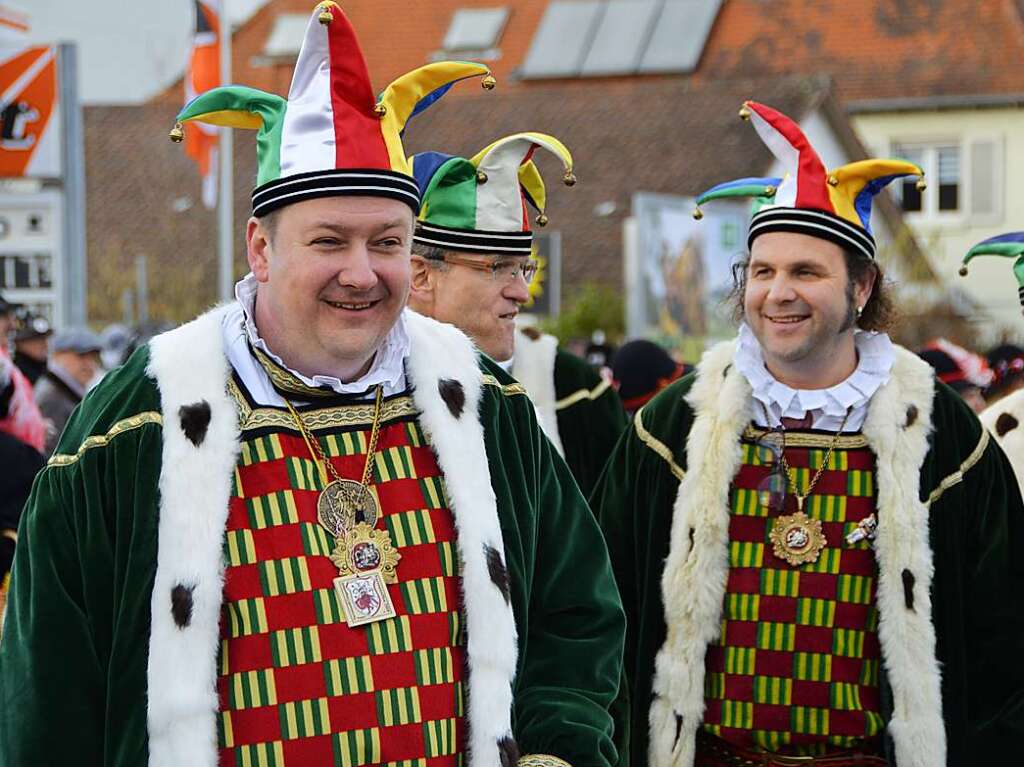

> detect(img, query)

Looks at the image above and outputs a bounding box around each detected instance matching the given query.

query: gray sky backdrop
[20,0,266,104]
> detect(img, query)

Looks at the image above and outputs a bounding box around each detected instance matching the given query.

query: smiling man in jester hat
[591,101,1024,767]
[406,132,627,497]
[0,5,624,766]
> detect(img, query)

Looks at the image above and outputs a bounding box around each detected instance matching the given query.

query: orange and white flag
[185,0,221,209]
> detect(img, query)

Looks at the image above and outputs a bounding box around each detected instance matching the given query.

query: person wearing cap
[0,6,623,767]
[12,312,52,385]
[406,133,628,497]
[957,233,1024,499]
[592,101,1024,767]
[609,339,689,416]
[0,295,45,637]
[0,292,45,454]
[916,338,992,414]
[33,326,103,456]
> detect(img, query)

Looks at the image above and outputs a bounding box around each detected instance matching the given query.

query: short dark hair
[258,208,282,242]
[410,242,447,260]
[727,247,897,333]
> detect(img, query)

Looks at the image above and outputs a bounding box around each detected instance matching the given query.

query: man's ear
[247,217,271,283]
[853,264,878,311]
[408,256,437,309]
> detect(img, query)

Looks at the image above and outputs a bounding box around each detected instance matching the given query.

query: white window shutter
[969,136,1004,225]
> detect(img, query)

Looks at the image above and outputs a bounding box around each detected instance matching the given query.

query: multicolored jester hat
[959,233,1024,313]
[693,100,926,261]
[410,132,576,255]
[169,1,496,217]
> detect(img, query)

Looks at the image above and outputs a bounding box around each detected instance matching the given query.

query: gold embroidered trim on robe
[47,412,164,467]
[556,379,611,410]
[634,406,686,481]
[927,428,989,506]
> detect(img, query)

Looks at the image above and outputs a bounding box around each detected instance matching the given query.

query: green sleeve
[0,348,160,766]
[513,425,626,767]
[554,353,629,499]
[961,435,1024,756]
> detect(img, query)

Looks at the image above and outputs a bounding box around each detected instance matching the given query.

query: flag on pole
[185,0,221,209]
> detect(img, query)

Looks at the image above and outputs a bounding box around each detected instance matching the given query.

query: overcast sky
[19,0,266,104]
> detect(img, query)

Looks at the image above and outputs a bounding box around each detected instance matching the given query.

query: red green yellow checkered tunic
[701,429,883,755]
[218,394,465,767]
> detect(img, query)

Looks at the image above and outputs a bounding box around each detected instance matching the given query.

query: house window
[443,8,509,54]
[892,142,961,216]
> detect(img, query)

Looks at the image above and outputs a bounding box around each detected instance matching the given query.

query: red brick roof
[698,0,1024,102]
[154,0,1024,107]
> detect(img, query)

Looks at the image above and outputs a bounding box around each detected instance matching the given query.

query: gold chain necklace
[283,386,401,626]
[761,404,851,567]
[285,386,384,534]
[775,407,851,514]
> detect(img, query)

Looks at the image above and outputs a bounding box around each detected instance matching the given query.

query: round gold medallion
[769,511,826,566]
[318,479,380,535]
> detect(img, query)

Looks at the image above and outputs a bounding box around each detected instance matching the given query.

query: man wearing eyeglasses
[592,102,1024,767]
[408,133,628,496]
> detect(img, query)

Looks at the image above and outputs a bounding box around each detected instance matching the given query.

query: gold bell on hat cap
[692,207,704,221]
[739,104,752,120]
[563,171,577,187]
[958,265,969,277]
[476,170,488,184]
[535,213,549,227]
[169,122,185,142]
[318,2,334,24]
[373,103,387,117]
[481,75,497,90]
[916,178,927,191]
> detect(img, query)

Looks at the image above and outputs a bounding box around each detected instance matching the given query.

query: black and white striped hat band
[748,207,876,261]
[413,221,534,256]
[252,168,421,218]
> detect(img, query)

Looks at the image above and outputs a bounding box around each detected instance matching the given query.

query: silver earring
[856,306,864,318]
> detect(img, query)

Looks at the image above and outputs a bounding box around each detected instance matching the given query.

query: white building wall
[854,107,1024,341]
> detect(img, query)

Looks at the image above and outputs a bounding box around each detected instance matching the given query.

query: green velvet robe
[553,349,629,499]
[591,339,1024,767]
[0,307,625,767]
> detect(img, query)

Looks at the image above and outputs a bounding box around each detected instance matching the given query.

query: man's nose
[504,271,532,304]
[765,274,796,303]
[336,244,377,290]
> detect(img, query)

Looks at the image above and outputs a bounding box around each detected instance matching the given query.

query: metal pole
[135,255,148,323]
[58,43,87,326]
[217,7,234,302]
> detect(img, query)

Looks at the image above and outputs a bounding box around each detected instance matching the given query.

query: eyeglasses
[752,428,789,514]
[440,254,539,285]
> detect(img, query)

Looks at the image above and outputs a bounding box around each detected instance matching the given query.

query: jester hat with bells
[170,1,496,218]
[693,100,926,262]
[410,132,576,256]
[959,232,1024,313]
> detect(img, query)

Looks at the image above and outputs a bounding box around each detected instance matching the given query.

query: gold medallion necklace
[284,386,401,626]
[761,404,850,567]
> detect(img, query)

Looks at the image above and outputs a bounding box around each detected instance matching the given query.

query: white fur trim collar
[146,306,518,766]
[649,338,944,767]
[511,328,564,456]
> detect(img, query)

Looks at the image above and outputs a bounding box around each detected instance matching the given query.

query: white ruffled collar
[234,273,409,395]
[734,322,895,427]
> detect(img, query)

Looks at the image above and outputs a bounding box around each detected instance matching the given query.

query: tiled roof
[154,0,1024,106]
